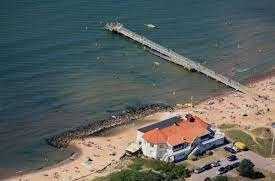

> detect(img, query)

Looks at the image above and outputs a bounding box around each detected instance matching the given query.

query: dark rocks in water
[46,104,174,148]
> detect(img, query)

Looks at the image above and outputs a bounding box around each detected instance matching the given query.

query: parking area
[187,147,275,180]
[188,155,239,180]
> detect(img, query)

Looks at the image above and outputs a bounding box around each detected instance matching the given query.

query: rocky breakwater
[47,104,175,148]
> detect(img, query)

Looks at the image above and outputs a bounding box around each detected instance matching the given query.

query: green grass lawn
[225,129,255,146]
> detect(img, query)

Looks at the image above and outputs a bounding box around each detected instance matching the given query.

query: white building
[136,114,225,162]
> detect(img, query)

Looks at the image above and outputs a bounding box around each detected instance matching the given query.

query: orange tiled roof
[142,128,167,144]
[142,115,209,146]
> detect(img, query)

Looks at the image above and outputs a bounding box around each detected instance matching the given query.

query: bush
[205,150,213,156]
[168,164,191,179]
[212,175,228,181]
[129,159,143,171]
[108,169,164,181]
[189,154,198,161]
[203,176,229,181]
[237,159,265,179]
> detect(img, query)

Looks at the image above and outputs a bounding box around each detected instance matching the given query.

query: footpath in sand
[9,75,274,181]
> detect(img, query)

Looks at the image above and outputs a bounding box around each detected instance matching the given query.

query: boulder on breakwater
[46,104,174,148]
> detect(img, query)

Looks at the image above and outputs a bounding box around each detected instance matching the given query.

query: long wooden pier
[105,23,250,94]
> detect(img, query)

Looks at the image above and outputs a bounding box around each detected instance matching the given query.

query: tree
[237,159,255,177]
[237,159,265,179]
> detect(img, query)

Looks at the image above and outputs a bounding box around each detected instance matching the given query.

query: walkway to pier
[105,23,250,94]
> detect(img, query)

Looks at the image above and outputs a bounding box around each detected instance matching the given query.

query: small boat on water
[146,24,156,29]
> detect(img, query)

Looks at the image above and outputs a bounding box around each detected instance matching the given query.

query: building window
[159,144,164,148]
[139,141,142,145]
[150,143,154,147]
[173,143,188,151]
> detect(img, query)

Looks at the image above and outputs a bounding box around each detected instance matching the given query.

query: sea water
[0,0,275,175]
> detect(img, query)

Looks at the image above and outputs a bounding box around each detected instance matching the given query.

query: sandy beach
[7,74,274,181]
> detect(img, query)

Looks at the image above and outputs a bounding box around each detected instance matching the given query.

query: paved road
[188,150,275,181]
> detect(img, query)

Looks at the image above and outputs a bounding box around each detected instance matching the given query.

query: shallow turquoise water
[0,0,275,174]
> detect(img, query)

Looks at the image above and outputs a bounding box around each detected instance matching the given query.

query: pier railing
[105,23,250,93]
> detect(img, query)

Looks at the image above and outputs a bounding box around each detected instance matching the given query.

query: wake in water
[236,67,250,73]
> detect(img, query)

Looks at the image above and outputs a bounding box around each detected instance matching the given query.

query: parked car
[232,161,240,168]
[227,155,238,161]
[194,167,205,174]
[211,160,221,167]
[225,164,234,171]
[224,146,237,154]
[217,167,227,175]
[202,163,213,170]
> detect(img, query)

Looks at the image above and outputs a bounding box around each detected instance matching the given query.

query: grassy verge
[94,158,191,181]
[251,127,273,138]
[225,129,255,146]
[257,169,275,181]
[225,128,274,157]
[218,124,237,130]
[253,137,274,157]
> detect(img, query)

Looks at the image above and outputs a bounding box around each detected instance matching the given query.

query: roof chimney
[185,114,195,122]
